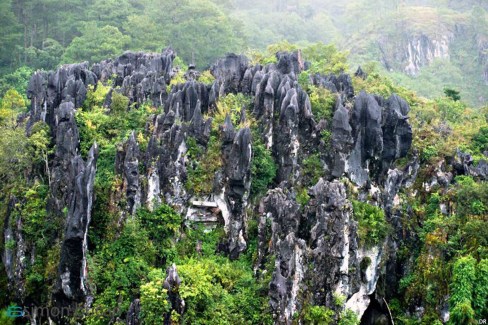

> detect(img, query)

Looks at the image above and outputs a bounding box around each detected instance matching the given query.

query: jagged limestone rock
[19,49,419,324]
[163,264,185,325]
[53,143,98,313]
[115,132,141,216]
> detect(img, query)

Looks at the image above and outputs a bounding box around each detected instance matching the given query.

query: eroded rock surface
[17,49,419,324]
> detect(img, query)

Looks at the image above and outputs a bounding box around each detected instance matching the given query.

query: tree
[444,88,461,101]
[0,66,33,98]
[0,0,21,72]
[450,256,477,325]
[0,89,25,123]
[144,0,243,68]
[0,122,30,186]
[62,24,130,63]
[123,15,166,52]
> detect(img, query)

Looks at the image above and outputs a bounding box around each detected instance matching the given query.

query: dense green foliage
[351,200,389,248]
[1,0,486,106]
[250,139,277,199]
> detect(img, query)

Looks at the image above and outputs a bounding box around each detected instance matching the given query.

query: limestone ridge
[23,47,415,323]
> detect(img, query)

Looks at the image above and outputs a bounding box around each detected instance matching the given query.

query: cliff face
[379,33,451,76]
[3,47,487,324]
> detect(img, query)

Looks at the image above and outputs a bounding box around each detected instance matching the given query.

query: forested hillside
[1,0,487,106]
[0,1,487,325]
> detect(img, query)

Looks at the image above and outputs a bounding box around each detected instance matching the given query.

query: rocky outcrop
[48,101,82,217]
[127,299,141,325]
[379,33,451,76]
[330,101,354,178]
[2,197,26,301]
[259,179,383,324]
[211,54,249,94]
[27,63,97,130]
[26,48,176,130]
[306,180,359,307]
[327,91,413,186]
[477,36,488,84]
[144,111,188,211]
[163,264,184,325]
[312,73,355,101]
[115,133,141,216]
[259,187,304,324]
[94,48,176,107]
[223,127,252,259]
[17,49,419,324]
[452,149,488,180]
[165,80,210,121]
[53,142,98,312]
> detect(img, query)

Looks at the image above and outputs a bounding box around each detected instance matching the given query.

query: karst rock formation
[4,46,487,324]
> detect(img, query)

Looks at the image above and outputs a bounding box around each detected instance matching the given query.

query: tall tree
[62,24,131,63]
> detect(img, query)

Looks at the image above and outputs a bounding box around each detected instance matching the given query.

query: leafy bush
[213,93,252,129]
[338,309,360,325]
[472,126,488,154]
[110,91,129,114]
[308,86,335,122]
[198,70,215,84]
[435,97,466,123]
[302,43,349,75]
[297,187,310,207]
[137,204,182,261]
[444,88,461,101]
[250,139,276,198]
[88,219,156,324]
[352,200,389,247]
[140,269,171,324]
[303,305,335,325]
[302,153,323,186]
[185,135,222,196]
[450,256,477,325]
[0,66,34,98]
[0,89,26,123]
[176,256,271,324]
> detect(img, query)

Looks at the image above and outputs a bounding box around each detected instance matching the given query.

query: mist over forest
[1,0,487,105]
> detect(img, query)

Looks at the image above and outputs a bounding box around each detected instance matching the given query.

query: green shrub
[213,93,252,130]
[352,200,389,247]
[444,88,461,101]
[140,269,171,324]
[303,305,335,325]
[360,257,372,271]
[321,129,332,148]
[309,86,335,122]
[472,126,488,154]
[137,204,182,260]
[338,309,360,325]
[302,153,323,185]
[251,139,277,198]
[198,70,215,84]
[435,97,466,123]
[83,82,110,110]
[185,135,222,196]
[110,91,129,114]
[474,259,488,318]
[297,187,310,207]
[302,43,349,75]
[176,256,271,324]
[449,255,477,324]
[88,219,156,324]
